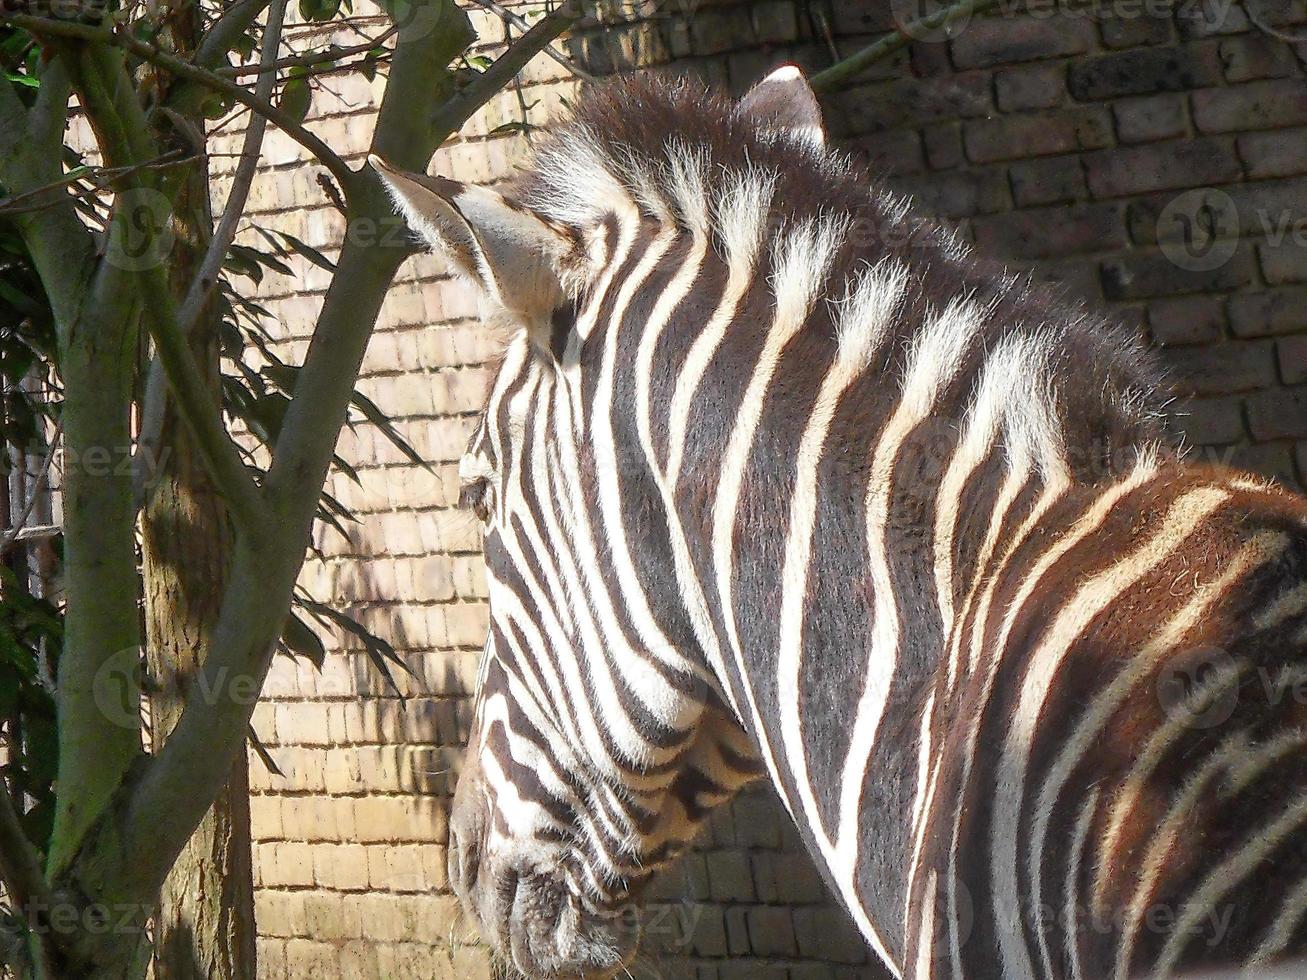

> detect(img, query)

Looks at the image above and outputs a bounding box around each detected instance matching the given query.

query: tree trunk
[139,142,256,979]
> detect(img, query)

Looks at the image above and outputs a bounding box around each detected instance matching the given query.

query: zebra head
[371,67,824,978]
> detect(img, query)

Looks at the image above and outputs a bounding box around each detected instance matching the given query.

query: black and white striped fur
[373,68,1307,980]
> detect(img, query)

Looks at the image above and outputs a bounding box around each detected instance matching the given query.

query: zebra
[371,66,1307,979]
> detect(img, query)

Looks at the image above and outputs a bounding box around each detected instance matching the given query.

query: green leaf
[350,390,430,471]
[281,613,326,667]
[4,72,38,89]
[298,0,342,21]
[298,596,414,697]
[254,228,335,273]
[278,77,312,124]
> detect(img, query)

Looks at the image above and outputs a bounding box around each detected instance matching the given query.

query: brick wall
[240,2,1307,978]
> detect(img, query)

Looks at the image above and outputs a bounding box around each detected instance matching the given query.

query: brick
[1084,137,1240,198]
[840,73,991,132]
[1193,79,1307,133]
[1069,46,1221,100]
[689,8,754,56]
[892,170,1010,218]
[1149,295,1227,346]
[1008,156,1086,207]
[973,203,1126,259]
[965,108,1112,164]
[1260,240,1307,284]
[255,938,286,980]
[283,938,336,974]
[1280,335,1307,384]
[746,906,797,957]
[706,850,756,902]
[688,905,729,956]
[1177,0,1249,37]
[1238,128,1307,180]
[1229,287,1307,337]
[722,906,750,955]
[922,123,964,170]
[732,793,785,848]
[849,130,924,176]
[1247,387,1307,439]
[1113,94,1189,144]
[994,62,1066,111]
[950,18,1094,68]
[1100,13,1173,49]
[793,907,871,963]
[1175,395,1247,444]
[260,842,315,888]
[1218,34,1298,81]
[1100,249,1255,300]
[1232,442,1301,488]
[1166,342,1277,395]
[751,2,799,43]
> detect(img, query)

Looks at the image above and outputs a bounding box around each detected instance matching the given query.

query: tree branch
[182,0,288,328]
[136,0,290,512]
[0,785,55,930]
[195,0,273,70]
[466,0,592,81]
[2,12,359,195]
[428,0,582,139]
[136,260,270,533]
[111,0,476,907]
[0,150,197,219]
[218,23,398,77]
[0,56,98,337]
[809,0,1005,93]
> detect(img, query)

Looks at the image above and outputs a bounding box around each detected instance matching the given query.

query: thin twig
[810,0,1006,93]
[466,0,593,81]
[0,421,62,558]
[218,23,399,78]
[428,0,583,141]
[316,172,347,215]
[1,12,358,194]
[135,0,289,508]
[182,0,287,329]
[0,783,56,938]
[0,150,196,219]
[137,260,269,533]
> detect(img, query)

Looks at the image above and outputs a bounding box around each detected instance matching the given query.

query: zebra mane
[513,72,1174,483]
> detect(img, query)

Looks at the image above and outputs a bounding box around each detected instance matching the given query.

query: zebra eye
[459,477,492,523]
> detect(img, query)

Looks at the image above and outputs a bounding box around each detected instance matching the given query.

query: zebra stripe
[373,70,1307,980]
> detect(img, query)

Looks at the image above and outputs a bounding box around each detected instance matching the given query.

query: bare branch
[218,23,398,78]
[2,12,359,194]
[137,259,270,533]
[195,0,273,70]
[183,0,288,327]
[0,421,61,558]
[0,150,196,219]
[136,0,289,510]
[466,0,592,82]
[117,0,474,909]
[0,782,56,941]
[428,0,583,140]
[809,0,1005,93]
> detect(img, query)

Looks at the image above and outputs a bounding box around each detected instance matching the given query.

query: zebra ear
[738,65,825,148]
[369,155,568,322]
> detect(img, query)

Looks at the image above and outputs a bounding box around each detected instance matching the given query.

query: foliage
[0,0,584,976]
